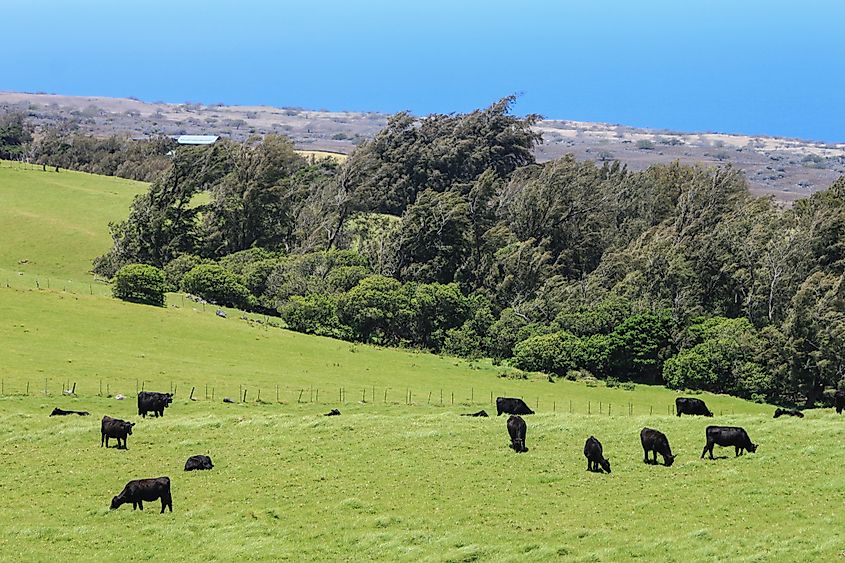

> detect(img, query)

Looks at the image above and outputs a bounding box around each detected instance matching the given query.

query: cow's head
[124,422,135,435]
[706,410,714,417]
[600,458,611,473]
[526,408,535,415]
[664,454,676,467]
[748,443,758,453]
[110,495,124,510]
[164,393,173,404]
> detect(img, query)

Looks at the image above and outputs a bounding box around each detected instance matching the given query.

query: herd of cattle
[498,394,805,470]
[47,389,845,513]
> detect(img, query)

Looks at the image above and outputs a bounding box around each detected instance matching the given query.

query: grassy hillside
[1,163,843,561]
[0,163,145,290]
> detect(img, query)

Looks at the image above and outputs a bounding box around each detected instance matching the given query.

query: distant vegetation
[13,96,845,407]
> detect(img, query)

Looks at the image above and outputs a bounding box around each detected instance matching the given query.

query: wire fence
[0,377,738,417]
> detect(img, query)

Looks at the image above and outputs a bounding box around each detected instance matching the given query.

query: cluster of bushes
[100,97,845,407]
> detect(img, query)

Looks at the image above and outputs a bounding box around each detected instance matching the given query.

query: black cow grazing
[701,426,758,459]
[101,416,134,449]
[773,408,804,418]
[506,415,528,453]
[584,436,611,473]
[675,397,713,417]
[184,455,213,471]
[835,390,845,415]
[496,397,534,416]
[110,477,172,513]
[640,427,675,466]
[50,407,89,416]
[324,409,341,416]
[137,391,173,418]
[461,410,489,417]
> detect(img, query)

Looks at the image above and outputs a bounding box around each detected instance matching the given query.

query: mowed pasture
[1,164,844,560]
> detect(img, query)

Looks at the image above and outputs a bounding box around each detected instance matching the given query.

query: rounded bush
[181,264,255,310]
[112,264,167,307]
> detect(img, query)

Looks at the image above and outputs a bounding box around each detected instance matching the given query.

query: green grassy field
[1,164,844,561]
[0,163,145,289]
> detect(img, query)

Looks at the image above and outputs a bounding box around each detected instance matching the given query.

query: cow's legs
[138,501,143,510]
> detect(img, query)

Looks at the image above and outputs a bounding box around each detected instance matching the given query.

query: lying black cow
[184,455,213,471]
[835,390,845,415]
[50,407,89,416]
[138,391,173,418]
[640,427,675,466]
[496,397,534,416]
[584,436,611,473]
[701,426,757,459]
[111,477,172,513]
[676,397,713,417]
[507,415,528,453]
[461,410,489,417]
[101,416,134,449]
[773,408,804,418]
[324,409,341,416]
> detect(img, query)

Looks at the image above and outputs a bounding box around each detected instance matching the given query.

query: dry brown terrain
[3,91,843,201]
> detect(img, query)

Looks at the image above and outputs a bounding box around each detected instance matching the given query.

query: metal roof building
[175,135,219,145]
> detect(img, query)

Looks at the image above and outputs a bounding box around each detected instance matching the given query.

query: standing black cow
[675,397,713,417]
[101,416,135,449]
[640,427,675,466]
[184,455,214,471]
[110,477,172,513]
[496,397,534,416]
[701,426,757,459]
[506,415,528,453]
[835,390,845,415]
[584,436,611,473]
[773,408,804,418]
[138,391,173,418]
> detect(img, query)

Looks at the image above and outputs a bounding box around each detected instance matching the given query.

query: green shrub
[181,264,256,309]
[112,264,167,307]
[278,293,350,339]
[163,254,208,292]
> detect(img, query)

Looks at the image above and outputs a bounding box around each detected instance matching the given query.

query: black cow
[507,415,528,453]
[584,436,611,473]
[773,408,804,418]
[496,397,534,416]
[101,416,134,449]
[676,397,713,417]
[461,410,489,417]
[701,426,757,459]
[184,455,214,471]
[640,427,675,466]
[138,391,173,418]
[835,390,845,415]
[50,407,89,416]
[324,409,341,416]
[110,477,172,513]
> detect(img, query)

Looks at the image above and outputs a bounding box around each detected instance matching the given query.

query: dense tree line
[96,97,845,406]
[0,113,175,182]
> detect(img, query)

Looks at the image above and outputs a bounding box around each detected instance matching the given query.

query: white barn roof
[175,135,219,145]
